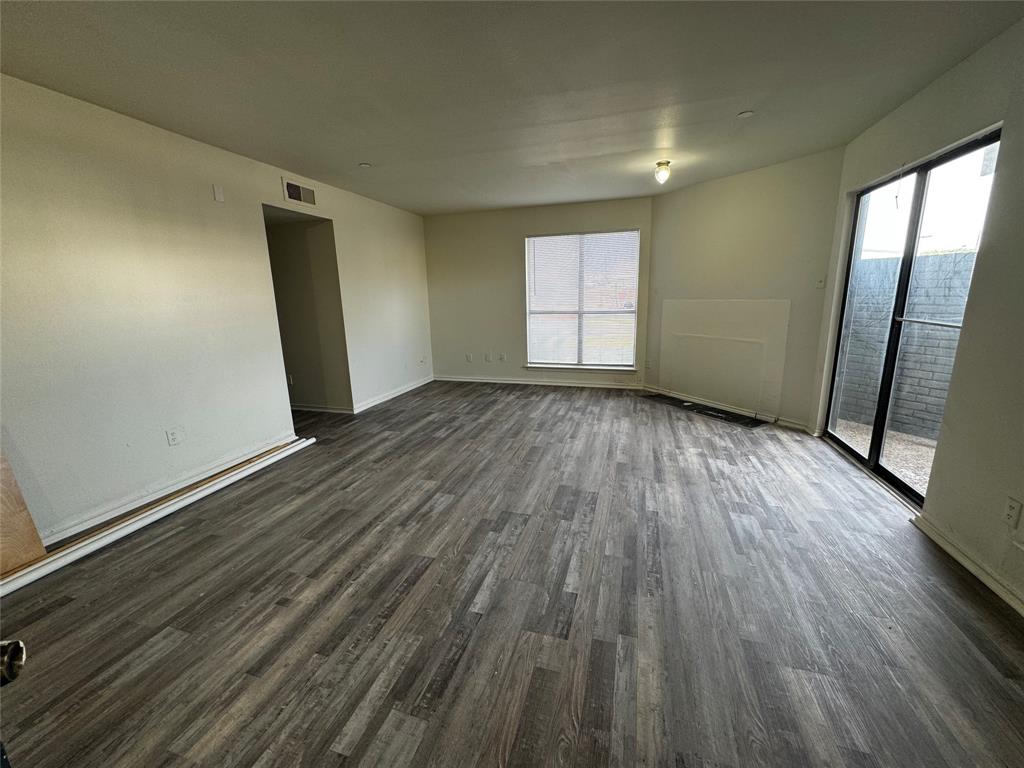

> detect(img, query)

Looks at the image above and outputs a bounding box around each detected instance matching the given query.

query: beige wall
[333,194,433,411]
[424,152,843,427]
[813,21,1024,608]
[0,75,431,542]
[266,219,353,412]
[425,198,652,388]
[647,149,844,427]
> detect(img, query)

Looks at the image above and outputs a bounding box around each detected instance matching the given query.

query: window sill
[524,364,638,373]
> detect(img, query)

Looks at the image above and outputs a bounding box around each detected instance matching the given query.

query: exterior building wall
[833,250,974,439]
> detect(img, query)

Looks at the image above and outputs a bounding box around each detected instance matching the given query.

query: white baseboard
[912,514,1024,619]
[0,437,316,598]
[644,384,763,417]
[435,377,813,430]
[435,374,643,390]
[643,384,809,427]
[291,403,354,414]
[353,375,435,413]
[40,431,299,544]
[776,417,812,433]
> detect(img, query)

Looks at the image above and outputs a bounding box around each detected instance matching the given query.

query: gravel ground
[834,419,937,495]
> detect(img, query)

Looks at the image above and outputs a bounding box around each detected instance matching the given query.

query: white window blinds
[525,230,640,367]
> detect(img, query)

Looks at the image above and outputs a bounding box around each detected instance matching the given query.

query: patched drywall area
[647,148,844,428]
[658,299,790,418]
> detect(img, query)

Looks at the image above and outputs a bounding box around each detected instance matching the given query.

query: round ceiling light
[654,160,671,185]
[737,110,755,119]
[358,162,373,168]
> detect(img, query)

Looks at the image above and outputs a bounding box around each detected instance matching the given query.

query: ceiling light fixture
[358,162,373,168]
[654,160,671,185]
[737,110,755,119]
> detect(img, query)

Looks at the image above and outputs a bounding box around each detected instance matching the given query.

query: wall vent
[282,177,316,206]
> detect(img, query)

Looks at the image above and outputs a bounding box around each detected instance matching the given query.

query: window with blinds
[525,230,640,367]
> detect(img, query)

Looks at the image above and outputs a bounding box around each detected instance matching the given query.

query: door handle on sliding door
[893,317,963,330]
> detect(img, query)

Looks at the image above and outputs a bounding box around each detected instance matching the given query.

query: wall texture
[266,219,353,412]
[647,148,844,427]
[813,20,1024,609]
[424,198,652,388]
[0,75,431,542]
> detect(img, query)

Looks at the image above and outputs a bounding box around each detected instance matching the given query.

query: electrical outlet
[1005,496,1023,529]
[815,278,826,289]
[498,352,507,362]
[484,351,493,363]
[165,426,186,447]
[212,184,224,202]
[465,353,473,362]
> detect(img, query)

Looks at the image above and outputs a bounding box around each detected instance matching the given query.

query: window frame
[824,128,1001,507]
[524,228,641,371]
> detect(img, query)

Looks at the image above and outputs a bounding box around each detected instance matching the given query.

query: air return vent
[282,177,316,206]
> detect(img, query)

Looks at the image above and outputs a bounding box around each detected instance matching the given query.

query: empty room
[1,2,1023,766]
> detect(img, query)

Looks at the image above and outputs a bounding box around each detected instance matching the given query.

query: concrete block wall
[832,250,974,440]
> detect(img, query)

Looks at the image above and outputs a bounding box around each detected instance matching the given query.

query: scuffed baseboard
[644,384,764,418]
[435,377,812,430]
[912,514,1024,619]
[39,432,298,544]
[0,438,315,597]
[643,384,809,432]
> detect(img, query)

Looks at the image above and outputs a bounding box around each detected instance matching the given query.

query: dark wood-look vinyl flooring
[2,382,1023,767]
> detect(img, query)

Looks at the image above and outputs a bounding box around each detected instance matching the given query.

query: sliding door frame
[824,128,1002,506]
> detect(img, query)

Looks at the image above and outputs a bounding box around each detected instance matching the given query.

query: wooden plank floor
[2,381,1023,767]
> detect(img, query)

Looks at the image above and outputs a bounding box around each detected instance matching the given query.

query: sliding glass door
[829,176,916,459]
[827,132,1000,503]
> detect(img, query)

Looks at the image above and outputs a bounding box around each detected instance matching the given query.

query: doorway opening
[262,204,353,422]
[826,131,1001,503]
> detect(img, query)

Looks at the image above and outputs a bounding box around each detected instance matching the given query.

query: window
[826,131,1000,503]
[525,230,640,368]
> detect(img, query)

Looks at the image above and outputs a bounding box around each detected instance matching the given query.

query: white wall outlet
[1005,496,1023,529]
[484,351,493,363]
[165,426,186,447]
[212,184,224,202]
[498,352,507,362]
[815,278,826,289]
[465,353,473,363]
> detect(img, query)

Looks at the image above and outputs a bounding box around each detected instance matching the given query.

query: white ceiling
[2,2,1022,214]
